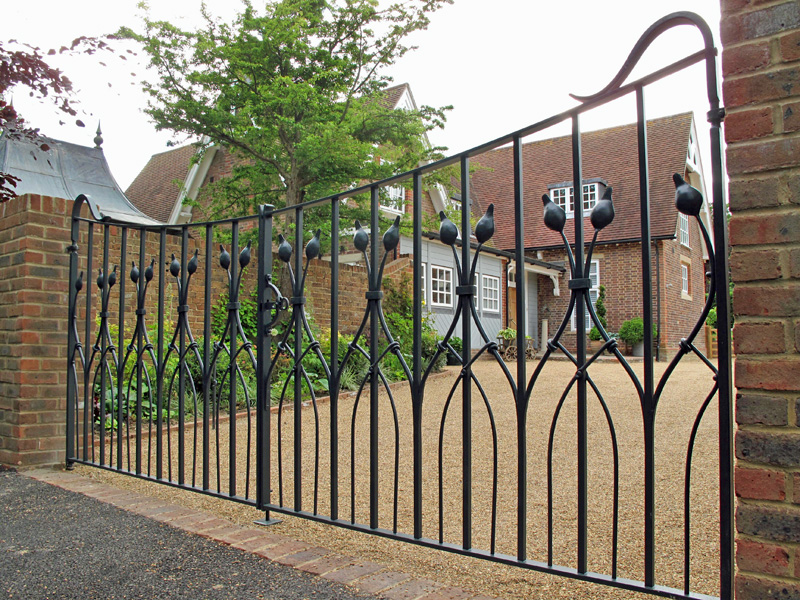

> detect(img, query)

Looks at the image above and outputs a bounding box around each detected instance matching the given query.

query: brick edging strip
[24,469,502,600]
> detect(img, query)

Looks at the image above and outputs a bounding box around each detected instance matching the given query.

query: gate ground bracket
[254,514,282,526]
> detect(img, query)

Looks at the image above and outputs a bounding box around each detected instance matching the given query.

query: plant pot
[446,354,461,366]
[588,339,604,354]
[632,340,645,357]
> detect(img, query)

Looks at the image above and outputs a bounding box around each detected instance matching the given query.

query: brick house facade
[469,112,711,358]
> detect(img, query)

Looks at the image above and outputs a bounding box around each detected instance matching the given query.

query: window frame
[550,182,599,217]
[679,212,691,247]
[481,274,500,313]
[680,258,692,300]
[571,260,600,331]
[430,265,454,308]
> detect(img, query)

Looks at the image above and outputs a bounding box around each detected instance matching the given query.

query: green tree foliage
[120,0,453,220]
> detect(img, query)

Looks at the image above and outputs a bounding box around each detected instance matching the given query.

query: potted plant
[447,337,463,365]
[618,317,657,356]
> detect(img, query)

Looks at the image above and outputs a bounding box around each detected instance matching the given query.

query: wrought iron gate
[66,12,732,599]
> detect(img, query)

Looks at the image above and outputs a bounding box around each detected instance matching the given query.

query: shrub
[618,317,657,345]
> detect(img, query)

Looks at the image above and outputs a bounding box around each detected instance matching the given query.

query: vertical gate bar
[256,205,274,514]
[100,224,110,466]
[83,224,94,462]
[708,92,734,600]
[179,228,188,485]
[229,222,239,497]
[636,85,656,589]
[136,228,146,474]
[512,135,527,561]
[66,212,80,467]
[293,208,304,511]
[117,227,127,470]
[571,115,588,574]
[156,228,166,479]
[412,171,423,540]
[369,186,380,529]
[330,198,340,521]
[203,224,212,490]
[460,156,472,550]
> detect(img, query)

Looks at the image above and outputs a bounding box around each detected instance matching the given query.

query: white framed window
[550,183,599,217]
[507,265,516,288]
[679,212,690,247]
[381,185,405,214]
[571,260,600,331]
[680,259,692,300]
[430,265,453,308]
[551,186,572,214]
[481,274,500,313]
[582,183,598,212]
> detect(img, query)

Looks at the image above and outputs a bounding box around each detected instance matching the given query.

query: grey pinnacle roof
[0,131,161,225]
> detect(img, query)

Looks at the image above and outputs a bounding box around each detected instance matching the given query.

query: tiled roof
[125,144,196,222]
[469,112,694,251]
[380,83,410,109]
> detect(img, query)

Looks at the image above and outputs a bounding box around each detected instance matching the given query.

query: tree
[120,0,453,220]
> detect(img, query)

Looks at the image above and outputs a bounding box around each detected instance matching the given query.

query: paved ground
[0,467,491,600]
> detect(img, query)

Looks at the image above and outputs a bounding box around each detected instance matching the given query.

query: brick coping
[24,468,501,600]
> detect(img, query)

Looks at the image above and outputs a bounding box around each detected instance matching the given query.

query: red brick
[297,554,357,576]
[723,41,772,77]
[730,212,800,245]
[734,285,800,317]
[272,546,329,567]
[736,574,800,600]
[355,570,411,594]
[254,540,311,561]
[737,393,789,426]
[780,29,800,62]
[722,3,800,45]
[383,578,442,600]
[734,321,787,354]
[783,102,800,134]
[724,66,800,110]
[727,137,800,175]
[726,107,775,143]
[736,467,787,500]
[321,561,385,584]
[736,357,800,391]
[737,539,791,576]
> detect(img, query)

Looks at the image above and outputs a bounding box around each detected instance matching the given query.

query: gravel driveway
[82,356,722,599]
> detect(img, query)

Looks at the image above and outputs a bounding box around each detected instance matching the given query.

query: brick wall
[720,0,800,597]
[536,236,706,357]
[0,194,71,467]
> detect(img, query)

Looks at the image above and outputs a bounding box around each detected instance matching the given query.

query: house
[125,84,563,350]
[468,112,712,358]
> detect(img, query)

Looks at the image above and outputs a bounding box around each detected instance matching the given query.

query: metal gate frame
[66,12,732,599]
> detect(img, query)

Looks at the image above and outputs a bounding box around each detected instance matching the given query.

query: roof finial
[94,122,103,148]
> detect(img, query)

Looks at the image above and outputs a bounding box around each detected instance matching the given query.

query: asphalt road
[0,468,377,600]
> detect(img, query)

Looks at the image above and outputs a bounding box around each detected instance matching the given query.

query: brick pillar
[0,194,71,468]
[720,1,800,597]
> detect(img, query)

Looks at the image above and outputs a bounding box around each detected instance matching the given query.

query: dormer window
[548,179,605,217]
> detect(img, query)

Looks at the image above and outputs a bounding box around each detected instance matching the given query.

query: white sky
[6,0,722,190]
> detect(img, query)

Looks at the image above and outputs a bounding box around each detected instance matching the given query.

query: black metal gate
[66,12,732,599]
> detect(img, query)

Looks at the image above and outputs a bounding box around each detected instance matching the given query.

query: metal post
[636,85,656,588]
[571,115,588,574]
[369,186,380,529]
[256,204,280,525]
[229,222,239,496]
[293,208,304,512]
[65,214,80,468]
[460,156,472,550]
[412,171,423,540]
[156,228,166,480]
[513,135,527,561]
[203,224,212,490]
[330,198,340,521]
[179,227,188,485]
